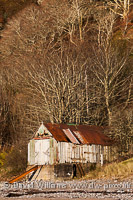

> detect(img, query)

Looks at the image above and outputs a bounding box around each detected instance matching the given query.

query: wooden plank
[28,140,35,165]
[78,163,85,176]
[9,165,40,183]
[76,163,85,177]
[84,152,98,154]
[71,158,86,161]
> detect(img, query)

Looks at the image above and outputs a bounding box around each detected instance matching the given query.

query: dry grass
[84,158,133,180]
[0,148,27,181]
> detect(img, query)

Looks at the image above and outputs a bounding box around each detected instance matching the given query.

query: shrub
[0,151,7,166]
[4,144,27,174]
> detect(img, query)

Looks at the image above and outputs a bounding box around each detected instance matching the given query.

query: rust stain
[39,123,113,146]
[33,137,51,140]
[44,124,69,142]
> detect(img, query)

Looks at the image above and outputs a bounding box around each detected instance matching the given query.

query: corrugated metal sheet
[44,124,69,142]
[73,131,87,144]
[44,123,113,146]
[63,129,80,144]
[77,125,112,146]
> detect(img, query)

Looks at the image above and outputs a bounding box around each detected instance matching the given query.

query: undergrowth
[84,158,133,180]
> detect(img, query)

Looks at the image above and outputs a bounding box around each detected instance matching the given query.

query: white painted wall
[28,139,107,165]
[28,140,35,165]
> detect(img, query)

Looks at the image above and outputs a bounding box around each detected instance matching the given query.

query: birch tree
[0,2,92,126]
[16,53,89,124]
[0,0,132,149]
[91,12,132,126]
[108,0,131,21]
[108,0,132,34]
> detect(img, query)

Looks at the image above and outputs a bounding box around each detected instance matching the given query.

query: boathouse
[27,123,113,180]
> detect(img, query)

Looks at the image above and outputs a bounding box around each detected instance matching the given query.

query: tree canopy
[0,0,132,158]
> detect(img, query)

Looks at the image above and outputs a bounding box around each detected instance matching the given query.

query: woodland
[0,0,132,171]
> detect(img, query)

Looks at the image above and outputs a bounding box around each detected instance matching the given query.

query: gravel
[0,177,132,200]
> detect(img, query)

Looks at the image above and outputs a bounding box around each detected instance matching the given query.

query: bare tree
[108,0,132,34]
[90,12,132,126]
[0,2,84,130]
[13,50,90,124]
[106,108,133,158]
[0,0,132,157]
[108,0,131,20]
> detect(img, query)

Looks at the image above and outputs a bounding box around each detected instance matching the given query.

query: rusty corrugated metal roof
[44,123,113,146]
[77,125,111,146]
[44,124,70,142]
[63,129,80,144]
[73,131,87,144]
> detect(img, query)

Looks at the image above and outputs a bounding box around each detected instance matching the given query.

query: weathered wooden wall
[28,138,108,166]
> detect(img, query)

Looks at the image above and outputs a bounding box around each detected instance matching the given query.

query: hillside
[0,0,132,173]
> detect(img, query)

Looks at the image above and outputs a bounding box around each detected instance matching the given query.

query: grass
[0,148,132,181]
[84,158,133,180]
